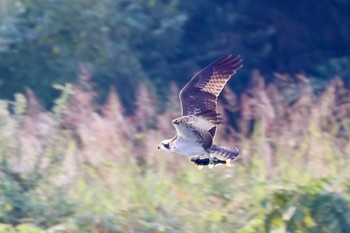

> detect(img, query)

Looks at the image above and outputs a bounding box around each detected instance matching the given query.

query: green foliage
[0,223,44,233]
[1,0,350,109]
[52,83,73,118]
[0,0,186,110]
[259,182,350,233]
[0,96,75,228]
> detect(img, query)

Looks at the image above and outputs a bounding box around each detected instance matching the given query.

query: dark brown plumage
[179,55,242,137]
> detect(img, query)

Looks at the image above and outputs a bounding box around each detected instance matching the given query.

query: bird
[157,55,242,167]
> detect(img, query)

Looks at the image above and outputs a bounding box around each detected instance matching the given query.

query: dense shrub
[1,0,349,109]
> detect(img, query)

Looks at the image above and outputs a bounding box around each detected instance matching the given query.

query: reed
[0,69,349,232]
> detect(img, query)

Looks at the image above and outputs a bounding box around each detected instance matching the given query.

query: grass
[0,69,349,232]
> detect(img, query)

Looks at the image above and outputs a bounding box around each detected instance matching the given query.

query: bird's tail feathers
[209,145,240,161]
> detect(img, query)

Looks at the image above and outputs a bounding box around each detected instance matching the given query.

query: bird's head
[157,139,172,151]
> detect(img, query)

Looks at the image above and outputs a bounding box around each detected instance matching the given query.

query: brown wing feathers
[179,54,242,118]
[195,110,223,125]
[196,55,242,97]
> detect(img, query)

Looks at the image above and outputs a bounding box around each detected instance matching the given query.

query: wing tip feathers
[214,54,243,74]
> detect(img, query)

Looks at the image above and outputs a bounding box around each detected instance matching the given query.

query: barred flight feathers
[179,55,242,118]
[209,145,240,161]
[179,55,242,138]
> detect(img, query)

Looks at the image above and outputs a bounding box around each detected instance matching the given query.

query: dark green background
[1,0,349,111]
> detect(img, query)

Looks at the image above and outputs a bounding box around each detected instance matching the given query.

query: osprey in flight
[157,55,242,167]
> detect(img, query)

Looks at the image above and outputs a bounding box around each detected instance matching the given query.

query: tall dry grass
[0,65,349,232]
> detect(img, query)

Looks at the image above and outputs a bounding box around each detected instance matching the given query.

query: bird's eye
[163,143,170,149]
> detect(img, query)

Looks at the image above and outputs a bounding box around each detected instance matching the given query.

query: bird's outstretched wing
[179,55,242,117]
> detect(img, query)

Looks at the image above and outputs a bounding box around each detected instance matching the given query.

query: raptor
[157,55,242,167]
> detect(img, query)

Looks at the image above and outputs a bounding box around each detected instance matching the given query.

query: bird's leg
[208,154,215,169]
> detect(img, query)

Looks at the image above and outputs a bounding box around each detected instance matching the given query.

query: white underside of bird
[170,125,210,156]
[173,138,209,156]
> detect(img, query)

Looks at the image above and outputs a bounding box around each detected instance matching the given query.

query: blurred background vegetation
[0,0,349,232]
